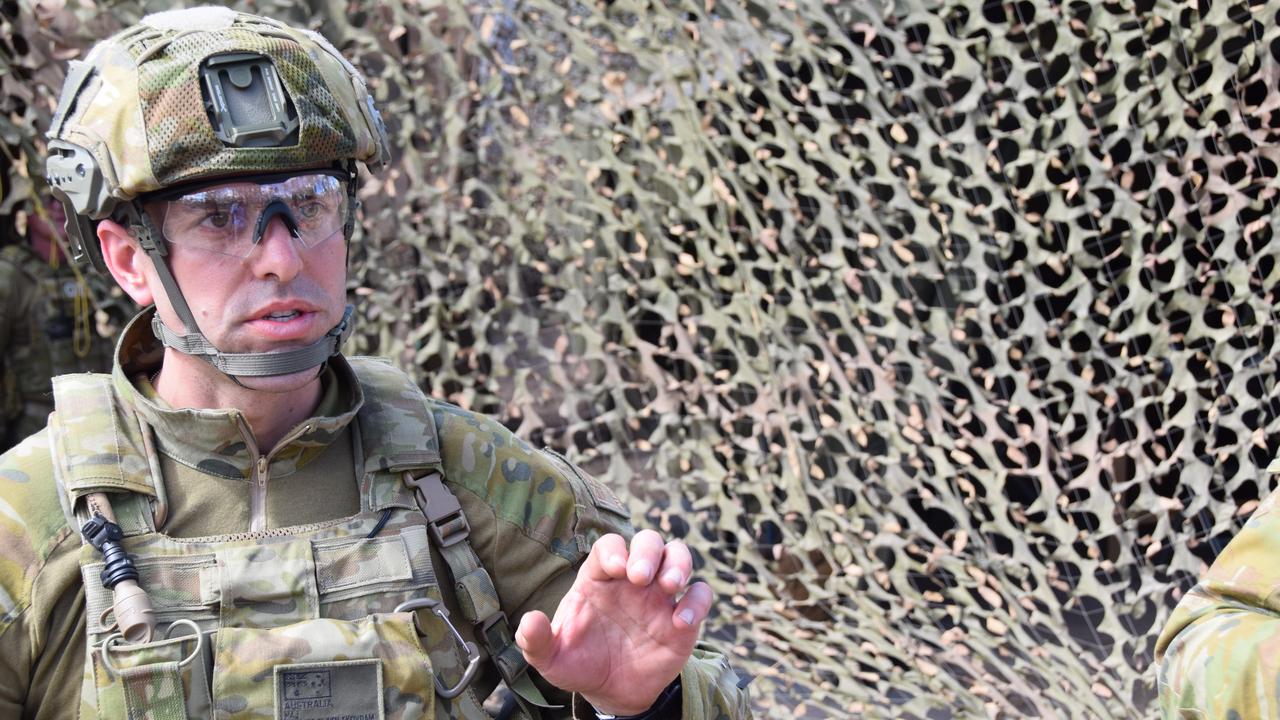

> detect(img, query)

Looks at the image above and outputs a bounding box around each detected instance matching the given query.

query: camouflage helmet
[45,6,390,273]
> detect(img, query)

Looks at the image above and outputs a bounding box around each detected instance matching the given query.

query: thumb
[515,610,557,670]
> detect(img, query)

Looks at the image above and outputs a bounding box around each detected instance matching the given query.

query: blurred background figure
[0,191,124,452]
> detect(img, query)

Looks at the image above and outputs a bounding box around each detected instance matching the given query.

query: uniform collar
[111,307,364,479]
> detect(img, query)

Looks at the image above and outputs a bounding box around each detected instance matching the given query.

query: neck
[152,347,323,451]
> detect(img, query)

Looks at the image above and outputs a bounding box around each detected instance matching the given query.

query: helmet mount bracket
[201,52,300,148]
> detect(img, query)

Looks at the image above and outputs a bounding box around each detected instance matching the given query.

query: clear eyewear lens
[160,174,347,258]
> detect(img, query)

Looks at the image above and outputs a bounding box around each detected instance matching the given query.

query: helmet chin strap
[128,203,355,379]
[150,305,355,377]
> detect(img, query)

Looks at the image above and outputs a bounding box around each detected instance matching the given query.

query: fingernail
[663,568,684,586]
[679,609,695,626]
[633,560,654,582]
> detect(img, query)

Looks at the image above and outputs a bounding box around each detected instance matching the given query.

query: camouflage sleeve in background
[679,647,755,718]
[0,253,15,349]
[1155,485,1280,718]
[0,255,18,442]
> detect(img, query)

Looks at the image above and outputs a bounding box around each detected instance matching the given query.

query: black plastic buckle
[480,611,531,684]
[480,610,510,650]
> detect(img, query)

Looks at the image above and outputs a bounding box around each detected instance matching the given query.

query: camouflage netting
[6,0,1280,716]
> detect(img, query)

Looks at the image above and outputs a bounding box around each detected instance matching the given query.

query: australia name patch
[275,659,384,720]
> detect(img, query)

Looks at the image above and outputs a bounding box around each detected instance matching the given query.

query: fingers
[657,540,692,594]
[586,531,697,595]
[672,581,712,629]
[627,529,666,585]
[582,532,629,582]
[515,610,556,669]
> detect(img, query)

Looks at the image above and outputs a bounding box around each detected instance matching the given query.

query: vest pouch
[92,625,213,720]
[212,613,435,720]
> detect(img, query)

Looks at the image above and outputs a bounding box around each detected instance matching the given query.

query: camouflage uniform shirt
[0,244,114,452]
[1156,483,1280,717]
[0,309,751,719]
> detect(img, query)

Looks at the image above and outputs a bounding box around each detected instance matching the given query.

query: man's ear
[98,218,156,306]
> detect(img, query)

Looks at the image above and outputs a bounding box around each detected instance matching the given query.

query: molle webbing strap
[107,493,158,536]
[348,357,550,714]
[121,662,189,720]
[50,373,159,531]
[348,356,443,511]
[405,471,554,716]
[81,525,436,638]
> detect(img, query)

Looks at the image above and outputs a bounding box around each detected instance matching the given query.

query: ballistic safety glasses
[153,171,351,259]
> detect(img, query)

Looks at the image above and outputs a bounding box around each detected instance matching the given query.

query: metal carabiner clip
[395,597,482,699]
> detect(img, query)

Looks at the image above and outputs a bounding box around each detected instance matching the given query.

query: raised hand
[514,529,713,716]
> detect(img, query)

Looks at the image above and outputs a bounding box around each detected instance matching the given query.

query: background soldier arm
[1155,486,1280,718]
[0,257,19,443]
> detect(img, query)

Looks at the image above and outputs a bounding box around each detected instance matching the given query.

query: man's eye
[200,201,247,229]
[296,201,324,220]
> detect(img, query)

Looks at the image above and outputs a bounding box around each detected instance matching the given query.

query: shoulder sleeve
[432,401,632,565]
[537,446,633,548]
[1155,485,1280,718]
[0,430,67,629]
[677,647,755,718]
[0,428,73,711]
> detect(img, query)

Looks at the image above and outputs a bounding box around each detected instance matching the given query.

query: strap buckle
[480,611,510,647]
[403,471,470,547]
[480,610,531,686]
[395,597,481,699]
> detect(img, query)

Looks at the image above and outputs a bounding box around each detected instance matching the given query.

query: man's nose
[249,213,305,281]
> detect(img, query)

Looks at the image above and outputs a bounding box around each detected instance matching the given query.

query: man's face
[145,173,350,384]
[28,197,66,263]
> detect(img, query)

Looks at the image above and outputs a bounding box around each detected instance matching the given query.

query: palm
[537,564,694,698]
[516,531,713,715]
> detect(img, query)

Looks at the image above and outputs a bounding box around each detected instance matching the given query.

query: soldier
[1155,481,1280,717]
[0,194,117,452]
[0,8,751,720]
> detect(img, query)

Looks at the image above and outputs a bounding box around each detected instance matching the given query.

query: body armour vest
[48,358,551,720]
